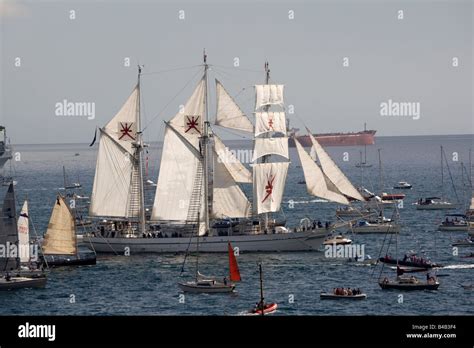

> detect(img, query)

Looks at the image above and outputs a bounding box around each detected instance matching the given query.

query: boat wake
[441,264,474,270]
[283,199,328,204]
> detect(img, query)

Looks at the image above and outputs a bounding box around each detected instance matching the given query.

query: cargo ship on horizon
[288,124,376,147]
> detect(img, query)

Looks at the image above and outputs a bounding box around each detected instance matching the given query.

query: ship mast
[137,65,146,234]
[202,50,210,234]
[262,61,270,230]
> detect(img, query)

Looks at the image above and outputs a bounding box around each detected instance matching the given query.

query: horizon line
[9,132,474,146]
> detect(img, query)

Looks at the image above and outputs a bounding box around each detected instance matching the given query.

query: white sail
[169,78,206,150]
[255,112,287,136]
[214,135,251,183]
[308,131,365,201]
[252,137,289,161]
[43,196,77,255]
[294,138,349,205]
[253,162,289,214]
[212,148,251,218]
[255,84,284,110]
[89,86,140,217]
[151,124,205,222]
[17,200,30,263]
[215,79,253,133]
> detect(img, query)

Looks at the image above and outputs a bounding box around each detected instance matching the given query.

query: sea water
[0,134,473,315]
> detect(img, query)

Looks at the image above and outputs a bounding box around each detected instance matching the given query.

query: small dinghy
[451,237,473,247]
[250,302,278,315]
[379,255,442,269]
[248,264,277,316]
[320,292,366,300]
[0,275,47,291]
[461,284,473,290]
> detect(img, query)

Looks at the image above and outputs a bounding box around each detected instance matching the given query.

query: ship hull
[82,230,327,253]
[289,131,376,147]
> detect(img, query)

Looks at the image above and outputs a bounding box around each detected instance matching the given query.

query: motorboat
[415,197,456,210]
[438,214,469,231]
[393,181,412,189]
[323,235,352,246]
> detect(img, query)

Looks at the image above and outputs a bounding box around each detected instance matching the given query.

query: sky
[0,0,473,144]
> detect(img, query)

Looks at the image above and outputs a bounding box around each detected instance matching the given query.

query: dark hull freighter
[288,129,376,147]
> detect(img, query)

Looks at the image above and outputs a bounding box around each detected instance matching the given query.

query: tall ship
[288,124,376,147]
[0,126,12,170]
[83,54,363,253]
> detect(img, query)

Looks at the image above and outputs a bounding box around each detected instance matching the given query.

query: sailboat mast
[259,263,264,316]
[440,145,444,200]
[63,166,67,189]
[137,65,146,234]
[202,51,210,234]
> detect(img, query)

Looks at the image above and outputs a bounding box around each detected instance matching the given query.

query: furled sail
[252,137,289,162]
[151,124,205,223]
[17,200,30,263]
[89,86,140,217]
[308,130,365,201]
[294,138,349,205]
[43,196,77,256]
[470,196,474,210]
[255,84,284,110]
[0,183,19,271]
[253,162,289,214]
[212,148,251,218]
[214,135,251,183]
[255,112,286,136]
[215,79,253,133]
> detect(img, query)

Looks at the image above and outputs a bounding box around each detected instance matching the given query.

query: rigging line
[141,65,202,76]
[210,64,264,74]
[141,68,203,133]
[442,148,461,204]
[212,124,253,140]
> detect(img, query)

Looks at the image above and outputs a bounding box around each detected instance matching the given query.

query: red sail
[228,242,241,282]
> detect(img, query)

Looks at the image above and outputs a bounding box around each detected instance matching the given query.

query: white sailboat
[83,57,327,253]
[0,184,47,290]
[416,146,457,210]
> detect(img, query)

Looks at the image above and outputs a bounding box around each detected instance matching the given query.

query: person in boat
[5,272,11,281]
[317,220,322,228]
[223,277,227,286]
[325,221,329,229]
[403,254,408,262]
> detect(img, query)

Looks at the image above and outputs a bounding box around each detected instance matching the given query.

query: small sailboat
[355,124,372,168]
[415,146,457,210]
[0,183,47,290]
[14,200,46,278]
[379,274,440,291]
[249,263,277,315]
[41,195,96,267]
[378,230,440,290]
[62,166,82,189]
[349,219,400,234]
[178,242,241,293]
